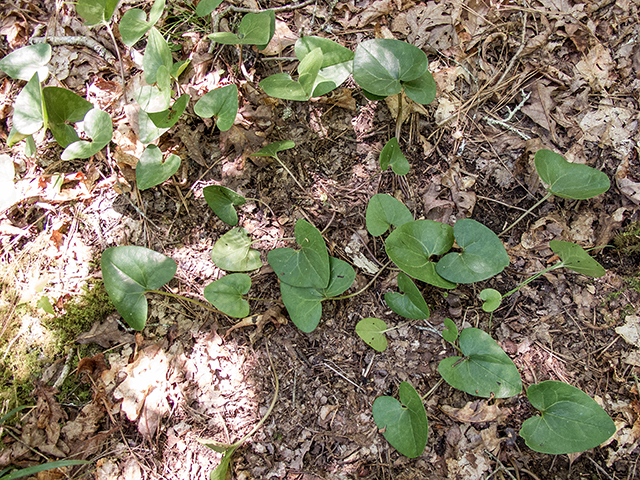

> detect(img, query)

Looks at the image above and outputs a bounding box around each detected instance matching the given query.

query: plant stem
[501,261,564,298]
[421,378,443,401]
[500,191,552,236]
[103,22,126,94]
[330,261,391,300]
[147,289,221,314]
[395,92,403,141]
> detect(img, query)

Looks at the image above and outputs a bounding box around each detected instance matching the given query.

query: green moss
[614,221,640,255]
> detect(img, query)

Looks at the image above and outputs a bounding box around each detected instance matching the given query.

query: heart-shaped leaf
[211,227,262,272]
[520,380,616,454]
[148,93,189,129]
[42,87,93,147]
[294,36,354,97]
[438,328,522,398]
[61,108,113,160]
[252,140,295,161]
[549,240,606,277]
[0,43,51,81]
[280,257,355,332]
[385,272,430,319]
[144,28,174,85]
[372,382,428,458]
[353,39,427,99]
[119,0,166,47]
[204,273,251,318]
[13,73,45,136]
[259,48,323,101]
[268,219,330,289]
[385,220,456,289]
[379,137,410,175]
[101,246,177,331]
[535,149,610,200]
[203,185,246,226]
[208,10,275,48]
[135,78,172,114]
[366,193,413,236]
[194,84,238,131]
[436,219,509,284]
[196,0,223,17]
[479,288,502,312]
[138,108,170,143]
[356,317,388,352]
[76,0,119,25]
[136,145,181,190]
[403,70,437,105]
[442,318,458,343]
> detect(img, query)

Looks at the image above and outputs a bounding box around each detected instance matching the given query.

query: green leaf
[436,219,509,284]
[101,246,177,331]
[61,108,113,160]
[204,273,251,318]
[534,149,610,200]
[138,109,170,143]
[37,296,55,314]
[356,317,388,352]
[207,11,274,47]
[280,257,355,332]
[379,137,410,175]
[0,43,51,81]
[520,380,616,454]
[385,220,456,289]
[442,318,458,343]
[203,185,246,226]
[403,69,437,105]
[194,84,238,131]
[259,48,323,101]
[143,28,174,85]
[366,193,413,236]
[252,140,295,160]
[196,0,223,17]
[0,460,89,480]
[119,0,166,47]
[135,83,172,114]
[13,73,45,135]
[385,272,430,319]
[211,227,262,272]
[171,59,190,79]
[76,0,119,25]
[438,328,522,398]
[209,447,237,480]
[268,219,330,289]
[372,382,428,458]
[479,288,502,312]
[136,145,181,190]
[25,135,36,157]
[295,36,354,97]
[42,87,93,147]
[148,94,189,128]
[353,39,427,99]
[549,240,605,277]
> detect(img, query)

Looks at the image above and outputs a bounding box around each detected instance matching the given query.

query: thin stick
[395,92,403,141]
[30,36,115,61]
[500,191,552,236]
[421,378,443,401]
[477,195,530,212]
[103,23,126,92]
[331,261,391,300]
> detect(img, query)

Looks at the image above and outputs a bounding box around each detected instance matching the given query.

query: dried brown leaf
[441,400,504,423]
[76,314,135,348]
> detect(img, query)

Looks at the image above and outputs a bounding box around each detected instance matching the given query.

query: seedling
[260,36,354,101]
[372,382,428,458]
[385,273,430,320]
[207,10,275,50]
[203,185,247,226]
[353,39,436,139]
[502,149,610,235]
[379,137,410,175]
[194,84,239,132]
[520,380,616,454]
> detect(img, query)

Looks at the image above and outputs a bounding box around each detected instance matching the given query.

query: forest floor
[1,0,640,479]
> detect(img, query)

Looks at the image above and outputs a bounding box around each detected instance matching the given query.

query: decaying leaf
[76,314,135,348]
[615,315,640,348]
[441,400,504,423]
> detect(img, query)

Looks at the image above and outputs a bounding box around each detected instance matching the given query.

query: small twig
[496,11,528,87]
[586,456,614,480]
[52,349,74,389]
[322,361,365,393]
[331,261,391,300]
[477,195,530,212]
[484,89,532,140]
[30,36,115,61]
[103,23,126,93]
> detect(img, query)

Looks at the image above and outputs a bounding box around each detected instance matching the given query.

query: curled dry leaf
[441,400,504,423]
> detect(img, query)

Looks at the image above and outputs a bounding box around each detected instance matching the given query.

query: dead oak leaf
[441,400,504,423]
[76,314,135,348]
[35,383,67,446]
[77,353,109,380]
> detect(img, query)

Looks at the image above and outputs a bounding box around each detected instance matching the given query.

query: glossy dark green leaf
[356,317,388,352]
[136,145,181,190]
[520,381,616,454]
[535,149,610,200]
[403,69,437,105]
[13,73,44,135]
[101,246,177,330]
[550,240,606,277]
[353,39,427,98]
[196,0,223,17]
[295,36,354,97]
[479,288,502,312]
[372,382,428,458]
[203,185,246,226]
[194,84,238,131]
[268,219,330,289]
[0,43,50,81]
[61,108,113,160]
[385,220,456,289]
[379,137,410,175]
[385,272,430,319]
[436,219,509,284]
[148,94,189,128]
[119,0,166,47]
[76,0,119,25]
[442,318,458,343]
[211,227,262,272]
[438,328,522,398]
[42,87,93,147]
[366,193,413,236]
[204,273,251,318]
